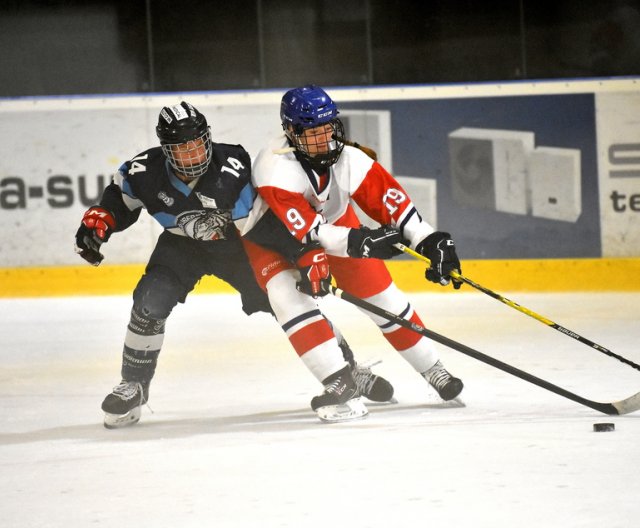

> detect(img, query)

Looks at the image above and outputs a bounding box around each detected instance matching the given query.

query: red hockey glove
[416,231,462,289]
[74,207,116,266]
[295,243,331,298]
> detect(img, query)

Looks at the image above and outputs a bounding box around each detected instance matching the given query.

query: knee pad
[133,267,186,319]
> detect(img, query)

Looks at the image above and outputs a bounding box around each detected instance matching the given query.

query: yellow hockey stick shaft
[393,242,640,371]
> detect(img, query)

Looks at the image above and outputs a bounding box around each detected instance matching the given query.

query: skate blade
[422,395,466,409]
[103,406,142,429]
[364,396,399,405]
[316,398,369,423]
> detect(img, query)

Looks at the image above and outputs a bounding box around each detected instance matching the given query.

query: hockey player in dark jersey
[74,101,270,428]
[74,101,392,428]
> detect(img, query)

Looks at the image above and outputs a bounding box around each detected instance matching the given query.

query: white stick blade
[612,391,640,415]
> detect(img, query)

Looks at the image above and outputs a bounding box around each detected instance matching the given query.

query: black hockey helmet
[156,101,212,179]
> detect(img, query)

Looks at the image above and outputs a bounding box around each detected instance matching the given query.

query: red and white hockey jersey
[241,136,435,255]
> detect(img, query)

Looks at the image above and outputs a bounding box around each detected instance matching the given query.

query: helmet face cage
[280,85,345,169]
[161,129,212,180]
[289,118,345,170]
[156,101,213,179]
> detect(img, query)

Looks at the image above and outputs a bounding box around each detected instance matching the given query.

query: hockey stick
[330,286,640,415]
[394,242,640,373]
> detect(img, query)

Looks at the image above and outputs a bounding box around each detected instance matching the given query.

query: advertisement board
[341,93,599,259]
[595,92,640,257]
[1,79,639,270]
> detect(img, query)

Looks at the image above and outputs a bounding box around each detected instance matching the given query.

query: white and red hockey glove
[295,243,331,298]
[74,206,116,266]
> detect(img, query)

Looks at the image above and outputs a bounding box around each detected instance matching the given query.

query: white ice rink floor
[1,290,639,528]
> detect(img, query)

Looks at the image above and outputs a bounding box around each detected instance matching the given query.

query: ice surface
[0,291,639,528]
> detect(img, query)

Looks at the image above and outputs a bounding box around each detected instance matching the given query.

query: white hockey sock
[398,342,439,374]
[301,341,349,382]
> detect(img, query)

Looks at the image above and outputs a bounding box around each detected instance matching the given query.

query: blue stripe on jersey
[398,206,420,234]
[232,182,256,221]
[379,303,411,329]
[153,212,177,228]
[120,177,136,200]
[281,309,323,332]
[167,161,192,196]
[117,163,138,200]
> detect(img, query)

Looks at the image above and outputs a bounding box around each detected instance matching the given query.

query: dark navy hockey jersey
[100,143,254,241]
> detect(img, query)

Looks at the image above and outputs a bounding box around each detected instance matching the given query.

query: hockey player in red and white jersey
[241,85,463,422]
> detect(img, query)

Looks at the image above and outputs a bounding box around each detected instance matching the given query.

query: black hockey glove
[347,225,403,259]
[296,243,332,298]
[74,206,116,266]
[416,231,462,289]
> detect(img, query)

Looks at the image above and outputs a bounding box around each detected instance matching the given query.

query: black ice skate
[101,380,150,429]
[352,362,396,403]
[311,365,368,423]
[337,333,395,403]
[422,360,463,401]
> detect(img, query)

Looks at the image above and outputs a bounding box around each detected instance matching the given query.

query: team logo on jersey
[158,191,174,206]
[176,209,231,240]
[196,192,218,209]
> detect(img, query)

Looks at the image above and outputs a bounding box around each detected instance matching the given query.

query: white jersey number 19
[382,188,406,215]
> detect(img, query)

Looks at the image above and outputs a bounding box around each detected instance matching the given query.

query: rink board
[1,78,640,272]
[2,257,639,297]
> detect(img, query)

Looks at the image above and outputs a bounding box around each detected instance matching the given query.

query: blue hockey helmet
[280,85,345,170]
[280,85,339,130]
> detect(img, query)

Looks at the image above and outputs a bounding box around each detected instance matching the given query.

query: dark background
[1,0,639,97]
